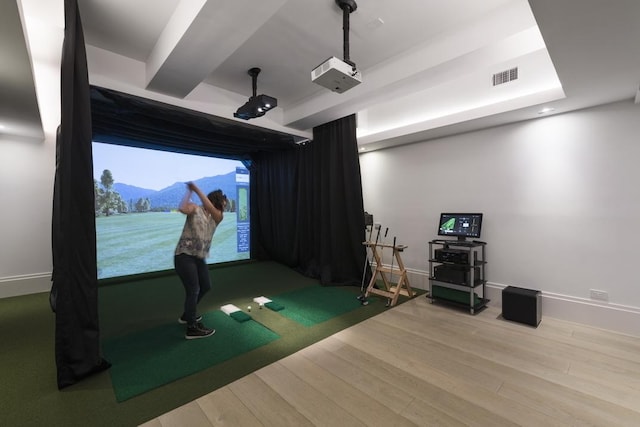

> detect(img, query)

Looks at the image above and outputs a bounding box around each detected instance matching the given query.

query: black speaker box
[502,286,541,327]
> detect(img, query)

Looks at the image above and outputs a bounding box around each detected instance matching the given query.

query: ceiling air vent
[492,67,518,86]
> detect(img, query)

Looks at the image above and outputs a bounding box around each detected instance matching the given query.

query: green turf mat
[265,301,284,311]
[270,286,364,327]
[103,310,279,402]
[230,311,252,322]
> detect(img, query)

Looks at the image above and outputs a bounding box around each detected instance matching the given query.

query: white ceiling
[3,0,640,150]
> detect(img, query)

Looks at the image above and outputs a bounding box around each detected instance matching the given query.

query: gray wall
[0,134,55,294]
[360,100,640,335]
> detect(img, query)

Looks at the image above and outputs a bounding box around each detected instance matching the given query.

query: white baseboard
[0,273,51,299]
[404,269,640,338]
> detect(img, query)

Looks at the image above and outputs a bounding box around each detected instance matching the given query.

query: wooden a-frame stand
[363,241,414,306]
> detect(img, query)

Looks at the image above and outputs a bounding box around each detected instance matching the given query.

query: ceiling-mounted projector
[312,56,362,93]
[312,0,362,93]
[234,94,277,120]
[234,68,277,120]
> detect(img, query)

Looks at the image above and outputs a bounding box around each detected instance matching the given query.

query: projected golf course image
[93,142,250,280]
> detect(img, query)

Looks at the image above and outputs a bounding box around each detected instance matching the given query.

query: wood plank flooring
[140,296,640,426]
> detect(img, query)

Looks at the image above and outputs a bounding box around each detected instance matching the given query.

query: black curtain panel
[300,114,368,285]
[252,114,369,286]
[50,0,110,389]
[89,86,298,159]
[249,147,300,264]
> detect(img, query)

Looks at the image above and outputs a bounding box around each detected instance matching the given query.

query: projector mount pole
[336,0,357,70]
[248,67,260,99]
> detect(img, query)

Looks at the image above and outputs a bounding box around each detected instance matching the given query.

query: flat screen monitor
[437,213,483,241]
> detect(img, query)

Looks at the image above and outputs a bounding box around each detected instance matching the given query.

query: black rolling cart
[427,239,489,314]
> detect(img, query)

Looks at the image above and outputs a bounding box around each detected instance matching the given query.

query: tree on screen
[96,169,126,216]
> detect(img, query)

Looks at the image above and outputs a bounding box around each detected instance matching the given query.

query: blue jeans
[174,254,211,326]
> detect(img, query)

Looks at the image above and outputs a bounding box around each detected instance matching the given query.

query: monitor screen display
[437,213,483,241]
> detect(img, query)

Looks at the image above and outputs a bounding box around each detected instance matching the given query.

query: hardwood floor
[140,295,640,426]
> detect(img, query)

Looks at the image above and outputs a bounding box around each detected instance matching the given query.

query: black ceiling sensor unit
[234,67,277,120]
[311,0,362,93]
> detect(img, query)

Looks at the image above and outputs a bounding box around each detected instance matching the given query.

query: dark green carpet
[103,311,279,402]
[1,261,417,426]
[269,285,367,326]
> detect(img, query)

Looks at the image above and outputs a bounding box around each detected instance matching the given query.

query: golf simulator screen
[92,142,250,279]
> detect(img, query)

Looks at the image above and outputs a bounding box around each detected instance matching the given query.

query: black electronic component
[433,264,481,286]
[502,286,541,327]
[234,68,277,120]
[434,248,469,264]
[437,212,483,241]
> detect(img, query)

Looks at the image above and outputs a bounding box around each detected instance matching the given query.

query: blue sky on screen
[92,142,242,190]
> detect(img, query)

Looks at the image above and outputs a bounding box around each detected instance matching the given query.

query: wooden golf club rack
[362,231,414,307]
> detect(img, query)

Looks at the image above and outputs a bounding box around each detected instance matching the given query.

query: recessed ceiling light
[538,107,555,115]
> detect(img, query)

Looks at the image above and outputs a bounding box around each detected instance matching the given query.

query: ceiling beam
[145,0,287,98]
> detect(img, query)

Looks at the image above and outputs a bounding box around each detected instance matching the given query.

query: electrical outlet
[590,289,609,302]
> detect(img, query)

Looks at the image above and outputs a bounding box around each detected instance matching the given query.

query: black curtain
[90,86,298,159]
[250,148,300,263]
[50,0,110,389]
[252,114,368,286]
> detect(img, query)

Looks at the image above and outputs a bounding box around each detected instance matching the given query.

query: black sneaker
[185,323,215,340]
[178,315,202,324]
